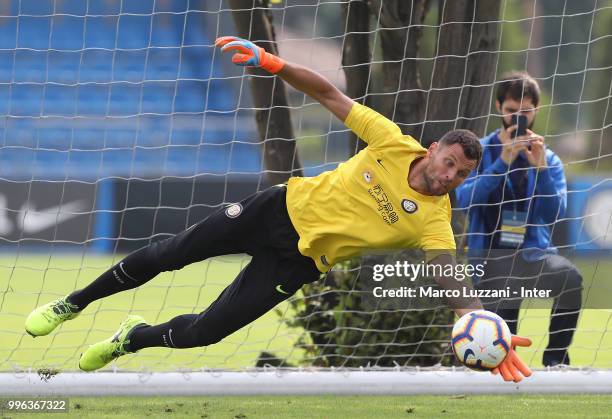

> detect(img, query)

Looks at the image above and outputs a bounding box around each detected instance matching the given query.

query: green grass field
[1,254,611,371]
[3,395,612,418]
[1,254,306,372]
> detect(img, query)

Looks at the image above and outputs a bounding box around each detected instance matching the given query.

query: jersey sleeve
[344,103,419,151]
[420,197,456,262]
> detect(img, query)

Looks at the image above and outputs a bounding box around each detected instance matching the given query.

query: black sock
[66,262,140,310]
[543,308,579,366]
[66,248,162,310]
[128,314,200,351]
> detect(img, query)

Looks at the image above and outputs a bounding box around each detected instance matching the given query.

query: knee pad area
[144,238,188,273]
[190,324,224,347]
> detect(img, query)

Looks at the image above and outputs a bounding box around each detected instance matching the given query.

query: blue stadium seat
[205,78,236,112]
[0,149,35,177]
[2,118,36,148]
[55,0,87,16]
[109,83,140,116]
[122,0,154,14]
[0,50,14,83]
[43,84,77,116]
[155,0,188,14]
[47,51,81,84]
[136,115,172,147]
[13,50,46,83]
[77,84,111,116]
[17,16,51,49]
[201,125,235,145]
[184,13,209,47]
[166,145,198,174]
[19,0,53,15]
[50,15,85,50]
[9,84,44,117]
[87,0,121,15]
[150,14,184,47]
[145,48,180,80]
[117,15,151,49]
[0,84,10,115]
[84,16,118,49]
[2,0,259,178]
[0,17,18,49]
[142,81,175,114]
[199,144,230,174]
[105,128,137,149]
[232,142,261,173]
[79,50,113,83]
[32,150,70,175]
[64,150,101,178]
[37,127,72,151]
[173,80,205,113]
[170,128,200,146]
[130,146,167,172]
[113,50,146,82]
[179,46,214,80]
[71,128,101,150]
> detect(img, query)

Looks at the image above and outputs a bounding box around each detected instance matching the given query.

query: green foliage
[281,256,455,368]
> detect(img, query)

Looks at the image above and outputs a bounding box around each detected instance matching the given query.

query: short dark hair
[439,129,482,163]
[496,71,540,107]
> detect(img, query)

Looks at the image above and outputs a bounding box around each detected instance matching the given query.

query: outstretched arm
[216,36,354,122]
[277,62,354,122]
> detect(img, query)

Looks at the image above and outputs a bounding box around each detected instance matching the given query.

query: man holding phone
[456,71,583,367]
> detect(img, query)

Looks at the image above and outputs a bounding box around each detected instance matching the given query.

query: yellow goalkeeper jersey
[286,103,456,272]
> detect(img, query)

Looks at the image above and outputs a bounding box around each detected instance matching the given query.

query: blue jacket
[455,130,567,263]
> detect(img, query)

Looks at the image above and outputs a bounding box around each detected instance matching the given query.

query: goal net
[1,0,611,389]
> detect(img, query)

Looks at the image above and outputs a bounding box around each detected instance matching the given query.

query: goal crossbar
[2,369,612,396]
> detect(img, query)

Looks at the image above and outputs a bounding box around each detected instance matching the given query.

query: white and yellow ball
[451,310,511,371]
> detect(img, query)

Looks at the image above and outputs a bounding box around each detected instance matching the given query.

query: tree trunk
[419,0,501,244]
[373,0,430,140]
[421,0,501,146]
[229,0,303,185]
[341,0,371,156]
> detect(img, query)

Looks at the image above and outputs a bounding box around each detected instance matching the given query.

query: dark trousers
[69,185,321,350]
[477,252,582,366]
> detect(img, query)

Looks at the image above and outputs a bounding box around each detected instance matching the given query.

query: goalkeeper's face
[423,143,477,196]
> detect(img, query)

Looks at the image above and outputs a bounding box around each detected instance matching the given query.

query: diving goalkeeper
[25,36,532,382]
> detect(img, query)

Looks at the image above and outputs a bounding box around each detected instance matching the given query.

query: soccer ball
[451,310,511,371]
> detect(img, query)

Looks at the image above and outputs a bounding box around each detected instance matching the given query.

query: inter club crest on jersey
[225,203,243,218]
[363,170,373,183]
[401,199,418,214]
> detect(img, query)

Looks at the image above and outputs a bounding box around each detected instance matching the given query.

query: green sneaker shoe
[79,315,147,372]
[25,296,81,337]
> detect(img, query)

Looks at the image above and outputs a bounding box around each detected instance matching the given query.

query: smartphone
[510,114,528,139]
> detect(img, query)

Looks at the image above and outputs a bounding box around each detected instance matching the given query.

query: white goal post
[2,369,612,396]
